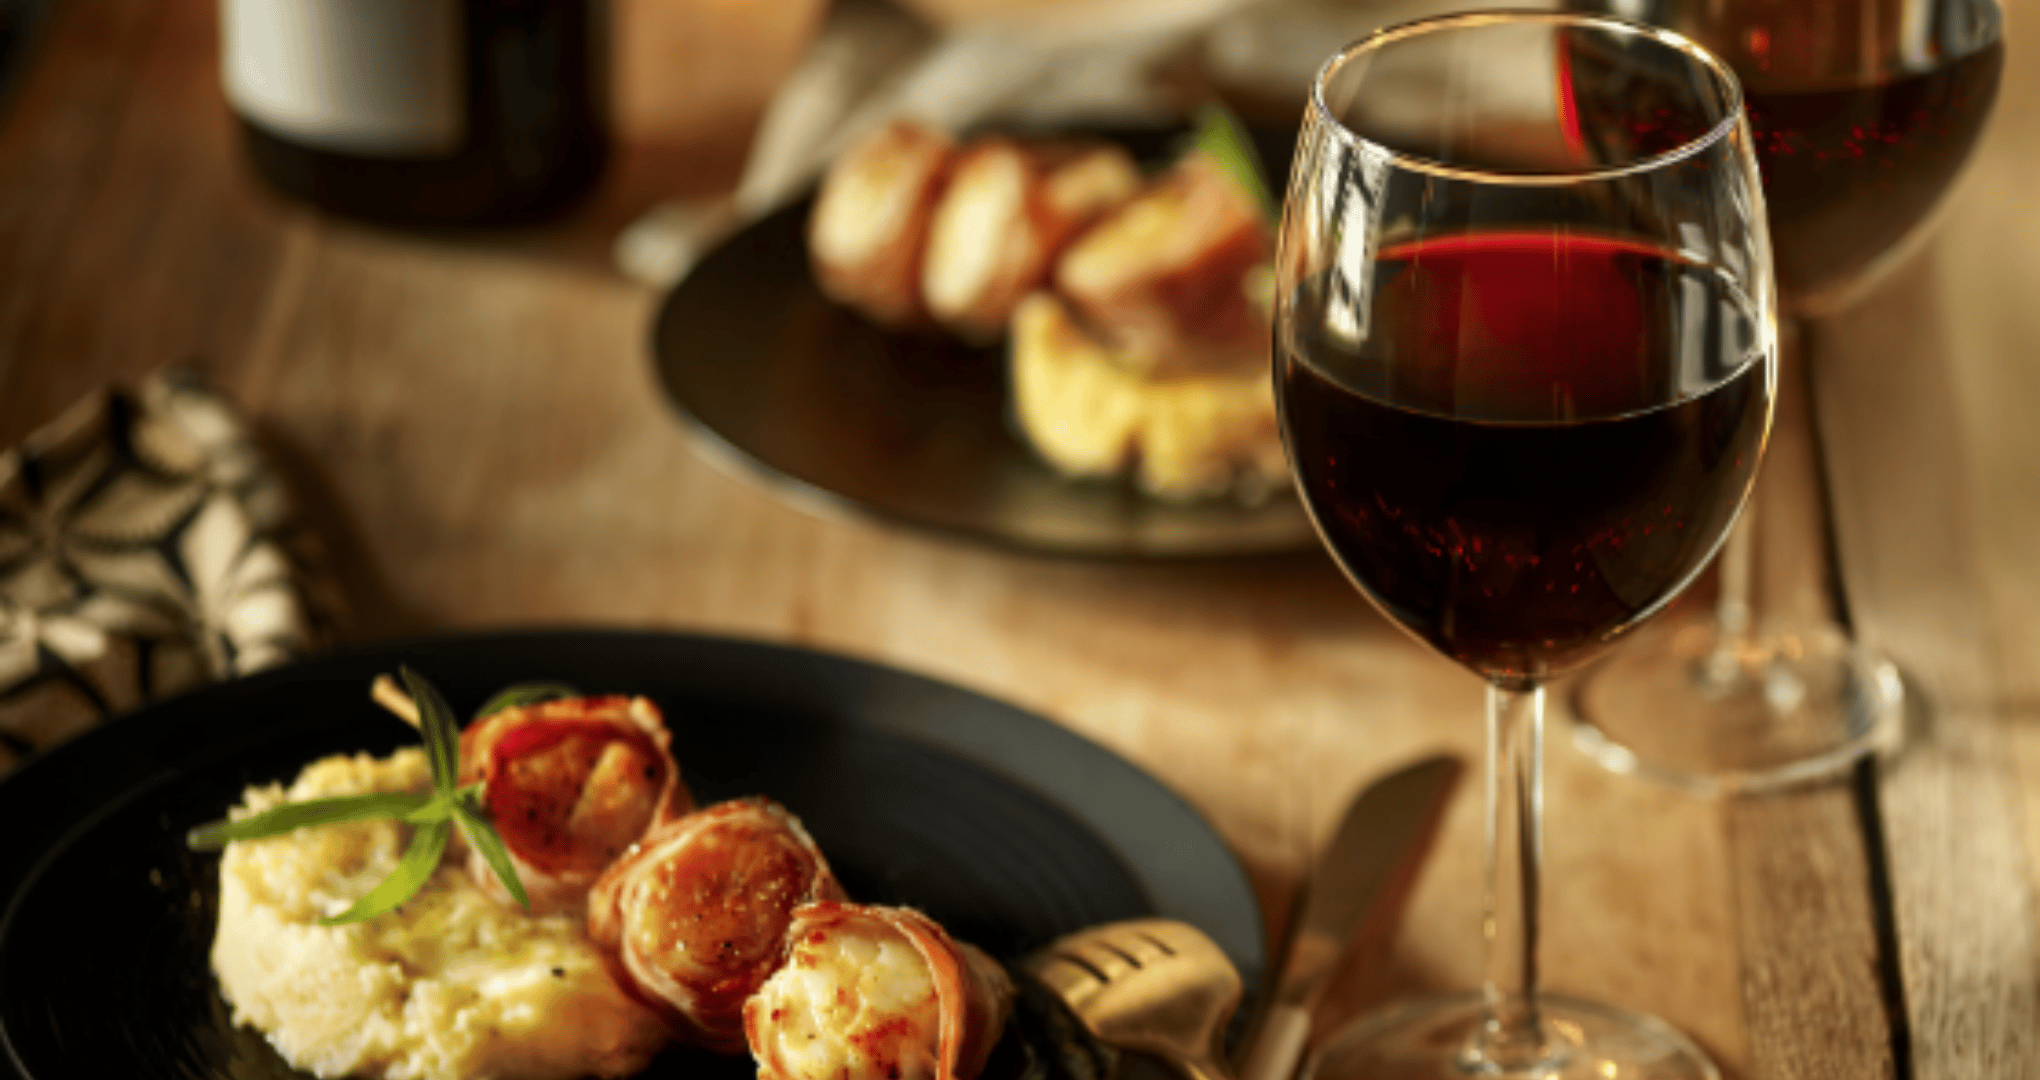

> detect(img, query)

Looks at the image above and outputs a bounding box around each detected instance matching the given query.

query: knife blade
[1235,754,1462,1080]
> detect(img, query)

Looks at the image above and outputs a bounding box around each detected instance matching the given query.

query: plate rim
[0,628,1266,1077]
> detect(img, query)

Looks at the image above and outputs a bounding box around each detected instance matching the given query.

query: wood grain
[5,1,2040,1078]
[1710,334,1895,1080]
[1726,784,1894,1080]
[1813,253,2040,1078]
[1927,9,2040,1007]
[1807,24,2040,1054]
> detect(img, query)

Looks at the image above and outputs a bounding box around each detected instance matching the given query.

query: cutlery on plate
[1026,916,1245,1080]
[1235,754,1462,1080]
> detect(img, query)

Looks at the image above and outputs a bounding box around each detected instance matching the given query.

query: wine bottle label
[221,0,463,155]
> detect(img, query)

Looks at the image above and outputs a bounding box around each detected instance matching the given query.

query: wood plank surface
[1714,336,1894,1080]
[4,1,2039,1078]
[1814,251,2040,1075]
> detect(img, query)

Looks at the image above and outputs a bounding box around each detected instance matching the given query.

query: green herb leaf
[186,792,438,850]
[454,802,531,911]
[188,668,533,926]
[318,818,451,926]
[473,682,580,720]
[401,665,462,797]
[402,799,455,826]
[1193,103,1278,222]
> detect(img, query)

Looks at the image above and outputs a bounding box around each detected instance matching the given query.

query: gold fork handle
[1173,1049,1240,1080]
[1237,1004,1310,1080]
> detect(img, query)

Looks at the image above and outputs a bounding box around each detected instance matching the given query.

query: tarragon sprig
[1190,103,1281,317]
[1192,103,1278,222]
[187,667,578,925]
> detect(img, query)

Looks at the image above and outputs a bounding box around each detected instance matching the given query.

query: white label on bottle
[221,0,463,155]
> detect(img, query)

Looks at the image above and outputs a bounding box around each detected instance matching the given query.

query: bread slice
[1054,151,1273,378]
[921,139,1141,341]
[808,120,957,327]
[1010,292,1288,503]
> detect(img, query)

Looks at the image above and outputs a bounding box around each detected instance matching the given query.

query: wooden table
[2,2,2035,1077]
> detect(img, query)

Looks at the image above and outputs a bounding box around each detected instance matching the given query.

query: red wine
[1560,0,2004,301]
[225,0,605,225]
[1279,233,1771,682]
[1745,41,2002,298]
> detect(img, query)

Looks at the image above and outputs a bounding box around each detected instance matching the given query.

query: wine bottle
[220,0,606,225]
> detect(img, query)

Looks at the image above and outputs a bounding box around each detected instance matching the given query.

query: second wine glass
[1566,0,2003,793]
[1276,13,1775,1079]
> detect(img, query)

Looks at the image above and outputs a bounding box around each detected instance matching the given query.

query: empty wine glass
[1276,13,1775,1078]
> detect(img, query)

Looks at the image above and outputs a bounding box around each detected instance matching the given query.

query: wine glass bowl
[1280,13,1777,687]
[1276,13,1774,1079]
[1607,0,2006,313]
[1280,226,1774,685]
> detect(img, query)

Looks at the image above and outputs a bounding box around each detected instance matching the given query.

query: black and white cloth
[0,372,330,772]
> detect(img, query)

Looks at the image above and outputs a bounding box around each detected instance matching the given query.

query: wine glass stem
[1471,681,1552,1073]
[1700,506,1757,694]
[1698,316,1796,696]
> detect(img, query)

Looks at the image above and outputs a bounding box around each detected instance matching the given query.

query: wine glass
[1276,13,1774,1079]
[1566,0,2002,793]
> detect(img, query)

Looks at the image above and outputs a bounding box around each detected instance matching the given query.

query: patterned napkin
[0,372,332,773]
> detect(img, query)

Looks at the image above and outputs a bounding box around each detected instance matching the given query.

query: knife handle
[1237,1003,1311,1080]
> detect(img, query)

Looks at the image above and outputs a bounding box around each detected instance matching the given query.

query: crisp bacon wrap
[587,798,846,1053]
[1054,150,1272,378]
[456,695,692,915]
[745,902,1015,1080]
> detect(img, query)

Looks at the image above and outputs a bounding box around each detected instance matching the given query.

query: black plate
[649,131,1315,559]
[0,630,1263,1080]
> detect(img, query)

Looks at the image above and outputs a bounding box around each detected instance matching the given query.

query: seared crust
[921,139,1140,341]
[1054,151,1272,377]
[586,798,846,1054]
[744,902,1014,1080]
[456,696,692,916]
[809,120,957,327]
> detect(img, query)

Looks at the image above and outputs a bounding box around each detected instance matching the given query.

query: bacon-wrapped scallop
[456,695,693,916]
[587,798,846,1053]
[920,137,1141,341]
[809,119,957,327]
[1054,149,1273,378]
[746,902,1016,1080]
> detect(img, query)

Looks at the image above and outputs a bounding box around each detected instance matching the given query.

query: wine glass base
[1567,612,1903,795]
[1308,991,1719,1080]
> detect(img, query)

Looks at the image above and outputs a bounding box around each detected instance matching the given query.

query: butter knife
[1235,755,1462,1080]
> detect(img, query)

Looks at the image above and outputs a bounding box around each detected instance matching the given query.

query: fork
[1024,918,1244,1080]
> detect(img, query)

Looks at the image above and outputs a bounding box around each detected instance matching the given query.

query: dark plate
[0,630,1263,1080]
[649,130,1315,559]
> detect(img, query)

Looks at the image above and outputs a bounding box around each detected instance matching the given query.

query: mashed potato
[211,749,669,1080]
